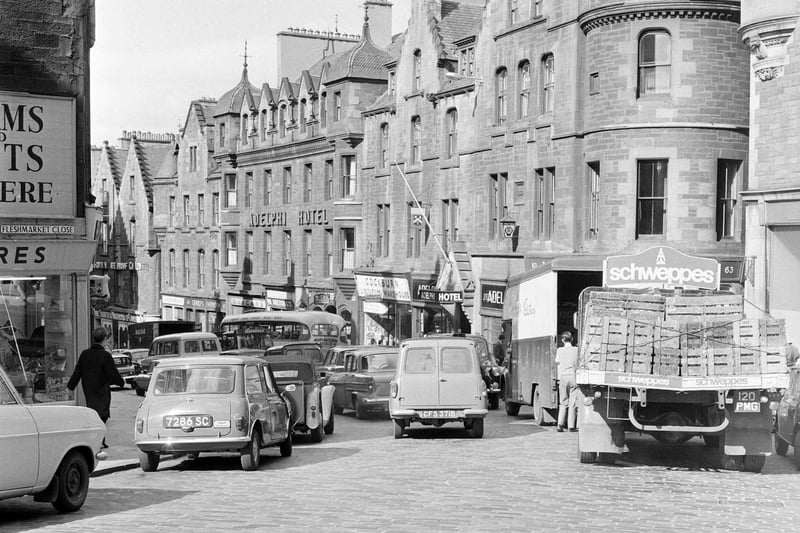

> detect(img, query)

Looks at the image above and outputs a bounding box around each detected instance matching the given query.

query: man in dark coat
[68,327,124,447]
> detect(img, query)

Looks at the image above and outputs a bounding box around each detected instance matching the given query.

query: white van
[389,337,488,438]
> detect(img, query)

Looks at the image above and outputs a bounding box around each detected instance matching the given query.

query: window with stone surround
[341,155,356,197]
[264,231,272,275]
[198,249,205,288]
[717,159,741,240]
[518,61,530,118]
[264,169,272,206]
[212,250,219,289]
[334,92,342,122]
[379,123,389,168]
[377,204,390,257]
[442,198,459,253]
[638,31,671,97]
[636,159,667,237]
[246,172,253,208]
[325,159,334,200]
[283,166,292,204]
[169,249,176,286]
[304,229,312,276]
[413,50,422,92]
[283,230,292,276]
[198,194,205,226]
[407,203,422,258]
[411,116,421,163]
[183,249,190,287]
[489,173,508,240]
[224,174,237,208]
[534,167,555,240]
[225,231,238,267]
[587,162,600,239]
[541,54,554,114]
[496,67,508,124]
[445,109,458,159]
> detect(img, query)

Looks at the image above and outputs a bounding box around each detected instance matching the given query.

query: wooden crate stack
[734,318,787,375]
[654,319,681,376]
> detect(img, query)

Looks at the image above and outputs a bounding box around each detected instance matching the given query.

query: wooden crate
[654,348,681,377]
[602,344,627,372]
[628,360,652,374]
[602,317,629,346]
[582,348,602,370]
[734,319,760,348]
[680,322,706,351]
[762,347,787,374]
[761,319,786,347]
[708,348,733,376]
[627,320,655,353]
[706,323,734,349]
[665,294,743,322]
[655,320,681,350]
[736,348,760,375]
[682,349,708,377]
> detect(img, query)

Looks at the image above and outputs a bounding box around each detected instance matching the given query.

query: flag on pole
[410,207,426,228]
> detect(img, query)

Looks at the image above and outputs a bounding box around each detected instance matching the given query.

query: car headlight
[390,382,398,398]
[136,418,143,433]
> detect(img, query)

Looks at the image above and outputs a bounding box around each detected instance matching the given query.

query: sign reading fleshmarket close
[0,92,75,218]
[603,246,720,290]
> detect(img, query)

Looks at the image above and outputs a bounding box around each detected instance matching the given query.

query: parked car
[270,353,335,440]
[0,365,106,512]
[111,350,137,389]
[425,333,502,409]
[114,348,150,372]
[327,346,398,418]
[321,345,360,374]
[774,366,800,468]
[390,337,488,438]
[263,342,327,379]
[133,355,292,471]
[133,332,222,396]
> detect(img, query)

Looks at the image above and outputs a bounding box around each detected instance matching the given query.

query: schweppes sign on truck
[603,246,720,290]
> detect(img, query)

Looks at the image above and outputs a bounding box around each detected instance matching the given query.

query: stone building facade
[0,0,97,403]
[739,0,800,343]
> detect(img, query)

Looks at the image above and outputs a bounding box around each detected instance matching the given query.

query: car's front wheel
[279,431,293,457]
[324,410,335,435]
[138,450,160,472]
[51,451,89,513]
[240,430,261,471]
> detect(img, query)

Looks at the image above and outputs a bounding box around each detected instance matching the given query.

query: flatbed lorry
[576,247,789,472]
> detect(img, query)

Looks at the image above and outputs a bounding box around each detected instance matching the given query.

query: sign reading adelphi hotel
[0,92,75,217]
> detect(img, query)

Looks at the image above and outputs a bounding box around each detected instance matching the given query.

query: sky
[90,0,412,146]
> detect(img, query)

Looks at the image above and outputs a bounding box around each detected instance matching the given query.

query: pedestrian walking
[493,334,507,366]
[555,331,579,432]
[67,327,124,447]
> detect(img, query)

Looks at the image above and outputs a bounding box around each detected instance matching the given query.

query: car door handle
[440,379,447,382]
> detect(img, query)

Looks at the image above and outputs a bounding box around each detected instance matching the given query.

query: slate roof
[324,17,393,83]
[134,140,174,209]
[437,1,483,56]
[214,67,259,117]
[105,145,124,190]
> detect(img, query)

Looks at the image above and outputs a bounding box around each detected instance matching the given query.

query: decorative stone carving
[740,15,798,82]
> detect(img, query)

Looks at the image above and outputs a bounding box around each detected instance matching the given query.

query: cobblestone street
[2,396,799,532]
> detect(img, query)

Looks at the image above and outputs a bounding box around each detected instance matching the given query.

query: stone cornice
[227,137,333,167]
[578,1,740,34]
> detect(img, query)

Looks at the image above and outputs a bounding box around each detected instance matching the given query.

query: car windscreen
[366,352,398,371]
[270,362,314,383]
[152,366,236,395]
[150,340,180,356]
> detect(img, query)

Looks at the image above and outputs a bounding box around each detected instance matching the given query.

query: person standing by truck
[555,331,578,432]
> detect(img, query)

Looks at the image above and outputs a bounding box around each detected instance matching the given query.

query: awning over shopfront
[0,240,97,275]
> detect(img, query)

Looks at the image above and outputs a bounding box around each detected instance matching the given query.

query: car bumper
[135,435,251,453]
[360,396,390,411]
[390,407,488,422]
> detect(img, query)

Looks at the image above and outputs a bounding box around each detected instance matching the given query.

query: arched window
[379,122,389,168]
[638,30,671,96]
[279,105,286,137]
[445,109,458,159]
[168,249,176,286]
[413,50,422,92]
[541,54,554,113]
[320,92,327,128]
[411,116,421,163]
[495,68,508,123]
[518,61,530,118]
[198,249,205,289]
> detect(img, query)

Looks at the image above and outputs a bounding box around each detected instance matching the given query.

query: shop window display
[0,276,76,403]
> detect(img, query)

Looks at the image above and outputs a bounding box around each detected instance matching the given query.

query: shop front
[354,272,413,345]
[411,277,466,335]
[479,280,507,344]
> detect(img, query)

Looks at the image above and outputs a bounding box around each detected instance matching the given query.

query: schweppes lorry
[575,247,788,472]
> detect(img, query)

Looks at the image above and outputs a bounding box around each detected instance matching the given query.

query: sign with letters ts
[0,92,75,218]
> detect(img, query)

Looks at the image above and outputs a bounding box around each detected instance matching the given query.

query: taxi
[133,355,292,471]
[0,365,106,512]
[389,337,488,438]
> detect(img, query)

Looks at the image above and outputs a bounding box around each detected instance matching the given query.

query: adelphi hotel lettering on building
[250,208,330,228]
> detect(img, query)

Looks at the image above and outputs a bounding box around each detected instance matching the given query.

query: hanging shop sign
[481,283,506,311]
[313,291,334,305]
[0,92,75,218]
[355,274,411,302]
[413,278,462,303]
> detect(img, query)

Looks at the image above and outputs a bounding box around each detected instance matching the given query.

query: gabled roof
[260,83,277,108]
[324,13,393,84]
[436,1,484,57]
[133,139,174,209]
[104,143,124,190]
[214,66,259,117]
[182,98,217,138]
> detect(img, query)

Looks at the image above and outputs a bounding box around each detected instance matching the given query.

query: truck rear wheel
[794,432,800,470]
[598,452,617,465]
[505,401,521,416]
[579,451,597,464]
[743,454,766,473]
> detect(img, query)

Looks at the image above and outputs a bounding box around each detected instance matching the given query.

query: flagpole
[392,163,450,266]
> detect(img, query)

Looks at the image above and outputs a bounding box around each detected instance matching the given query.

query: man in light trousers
[555,331,578,432]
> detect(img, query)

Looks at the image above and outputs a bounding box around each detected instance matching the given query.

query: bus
[219,311,347,356]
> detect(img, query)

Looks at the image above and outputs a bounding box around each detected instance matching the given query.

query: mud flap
[723,403,773,456]
[578,396,627,454]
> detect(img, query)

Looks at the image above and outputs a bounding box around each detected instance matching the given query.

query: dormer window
[459,47,475,77]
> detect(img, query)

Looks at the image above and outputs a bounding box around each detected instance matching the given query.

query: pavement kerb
[92,453,185,477]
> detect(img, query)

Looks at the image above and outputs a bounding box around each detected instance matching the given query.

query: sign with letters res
[0,92,75,218]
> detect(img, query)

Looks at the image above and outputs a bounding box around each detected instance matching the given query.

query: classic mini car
[327,346,398,418]
[133,332,222,396]
[0,365,106,512]
[774,367,800,468]
[390,337,488,438]
[111,350,137,389]
[270,353,335,440]
[133,355,292,472]
[425,333,502,409]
